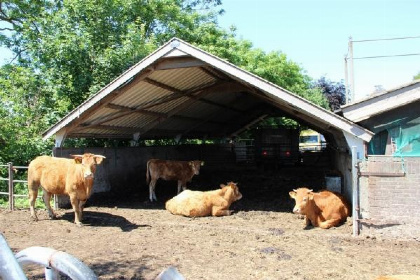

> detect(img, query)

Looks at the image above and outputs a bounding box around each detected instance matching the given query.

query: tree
[414,72,420,80]
[0,0,224,163]
[0,0,328,165]
[0,65,55,165]
[0,0,223,109]
[313,77,346,111]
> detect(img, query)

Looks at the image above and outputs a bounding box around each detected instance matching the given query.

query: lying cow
[289,187,350,229]
[165,182,242,217]
[146,159,204,202]
[27,153,105,226]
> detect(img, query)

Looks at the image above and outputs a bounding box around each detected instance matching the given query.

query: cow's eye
[303,197,307,202]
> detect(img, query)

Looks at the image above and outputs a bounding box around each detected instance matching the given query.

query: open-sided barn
[43,38,375,233]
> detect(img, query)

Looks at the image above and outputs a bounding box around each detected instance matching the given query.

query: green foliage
[414,71,420,80]
[0,0,331,168]
[0,65,56,165]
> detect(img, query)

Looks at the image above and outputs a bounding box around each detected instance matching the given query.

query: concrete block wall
[359,156,420,224]
[53,144,234,206]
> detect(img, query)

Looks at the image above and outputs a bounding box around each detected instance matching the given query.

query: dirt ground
[1,166,420,280]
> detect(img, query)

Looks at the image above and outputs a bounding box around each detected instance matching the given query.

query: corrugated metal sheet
[149,67,216,91]
[44,38,373,143]
[112,81,171,108]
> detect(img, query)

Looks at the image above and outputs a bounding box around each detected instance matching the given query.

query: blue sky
[218,0,420,101]
[1,1,419,102]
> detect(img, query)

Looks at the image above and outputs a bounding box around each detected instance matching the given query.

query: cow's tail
[146,160,150,184]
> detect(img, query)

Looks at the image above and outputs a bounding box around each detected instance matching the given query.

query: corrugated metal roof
[43,38,374,145]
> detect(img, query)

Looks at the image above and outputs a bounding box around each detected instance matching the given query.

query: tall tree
[0,0,328,165]
[0,65,56,164]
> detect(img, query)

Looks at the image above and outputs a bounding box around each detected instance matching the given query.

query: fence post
[8,163,14,211]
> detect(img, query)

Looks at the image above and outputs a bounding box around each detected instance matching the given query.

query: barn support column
[52,129,67,211]
[343,132,364,236]
[131,132,140,146]
[54,130,67,149]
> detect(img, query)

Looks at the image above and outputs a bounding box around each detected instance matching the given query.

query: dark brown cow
[289,187,350,229]
[27,153,105,225]
[146,159,204,202]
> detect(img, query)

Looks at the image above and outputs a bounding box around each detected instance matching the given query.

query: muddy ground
[1,166,420,280]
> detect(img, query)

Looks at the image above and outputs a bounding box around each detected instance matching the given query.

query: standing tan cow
[27,153,105,226]
[165,182,242,217]
[146,159,204,202]
[289,187,350,229]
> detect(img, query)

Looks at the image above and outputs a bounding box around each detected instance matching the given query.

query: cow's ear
[289,191,296,198]
[189,161,194,166]
[94,155,105,165]
[309,193,315,200]
[70,154,83,164]
[220,184,226,189]
[201,161,205,166]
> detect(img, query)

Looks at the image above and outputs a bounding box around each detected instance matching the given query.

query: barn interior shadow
[61,211,149,231]
[88,165,331,214]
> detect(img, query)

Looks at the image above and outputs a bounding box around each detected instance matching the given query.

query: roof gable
[340,80,420,123]
[43,38,373,143]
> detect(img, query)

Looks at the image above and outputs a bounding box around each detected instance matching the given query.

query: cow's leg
[319,217,342,229]
[149,179,157,202]
[211,200,231,216]
[78,200,87,222]
[212,206,233,217]
[69,195,82,226]
[303,216,313,229]
[28,185,39,221]
[42,191,56,219]
[177,181,183,193]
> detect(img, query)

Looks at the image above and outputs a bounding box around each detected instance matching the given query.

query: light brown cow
[146,159,204,202]
[27,153,105,226]
[289,187,350,229]
[165,182,242,217]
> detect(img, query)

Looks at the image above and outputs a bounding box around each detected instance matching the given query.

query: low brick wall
[359,156,420,224]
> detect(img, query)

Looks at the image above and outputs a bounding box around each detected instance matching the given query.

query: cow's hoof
[31,216,38,222]
[75,222,83,227]
[303,225,313,230]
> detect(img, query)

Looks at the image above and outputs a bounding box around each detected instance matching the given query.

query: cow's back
[28,156,72,194]
[166,190,215,217]
[315,190,350,219]
[149,159,191,181]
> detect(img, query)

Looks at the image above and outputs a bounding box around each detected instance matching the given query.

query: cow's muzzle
[84,172,94,179]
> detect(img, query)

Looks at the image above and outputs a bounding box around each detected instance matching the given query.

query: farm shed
[339,80,420,225]
[43,38,372,206]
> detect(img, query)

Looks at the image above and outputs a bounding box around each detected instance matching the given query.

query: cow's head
[221,182,242,201]
[189,160,204,175]
[71,153,106,179]
[289,188,314,214]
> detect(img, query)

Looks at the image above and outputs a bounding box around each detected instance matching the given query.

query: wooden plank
[358,172,405,177]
